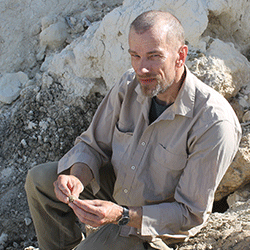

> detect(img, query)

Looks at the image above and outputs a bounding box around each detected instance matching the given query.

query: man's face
[128,26,179,97]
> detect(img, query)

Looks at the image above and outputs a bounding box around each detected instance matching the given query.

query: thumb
[53,178,71,204]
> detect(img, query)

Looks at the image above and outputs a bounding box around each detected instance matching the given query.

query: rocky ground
[0,0,250,249]
[0,84,104,249]
[177,185,250,250]
[0,1,118,249]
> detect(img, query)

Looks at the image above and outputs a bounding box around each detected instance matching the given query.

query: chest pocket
[143,143,187,203]
[111,123,133,174]
[154,143,187,171]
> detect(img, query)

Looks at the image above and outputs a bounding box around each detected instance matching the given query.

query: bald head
[130,10,185,48]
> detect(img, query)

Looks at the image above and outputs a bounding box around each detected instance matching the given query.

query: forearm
[70,162,94,187]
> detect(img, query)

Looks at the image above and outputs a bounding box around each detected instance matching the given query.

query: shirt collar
[172,66,195,118]
[134,65,195,119]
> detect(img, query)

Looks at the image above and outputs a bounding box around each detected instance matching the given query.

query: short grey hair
[130,10,185,47]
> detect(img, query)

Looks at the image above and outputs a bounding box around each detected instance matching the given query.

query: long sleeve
[57,70,132,194]
[141,120,241,238]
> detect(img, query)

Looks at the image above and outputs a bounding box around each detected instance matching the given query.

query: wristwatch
[117,206,130,226]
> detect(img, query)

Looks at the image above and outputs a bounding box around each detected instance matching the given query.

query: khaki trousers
[25,162,175,250]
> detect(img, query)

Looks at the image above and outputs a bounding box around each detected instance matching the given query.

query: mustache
[136,73,158,79]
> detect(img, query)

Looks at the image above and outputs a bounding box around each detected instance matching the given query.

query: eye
[148,54,161,60]
[131,54,140,59]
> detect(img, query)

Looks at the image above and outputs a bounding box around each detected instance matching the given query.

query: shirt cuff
[141,205,161,236]
[141,202,184,237]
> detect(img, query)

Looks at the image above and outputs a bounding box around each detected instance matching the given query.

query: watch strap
[118,205,130,226]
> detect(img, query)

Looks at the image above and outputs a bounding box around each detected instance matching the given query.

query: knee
[25,162,58,195]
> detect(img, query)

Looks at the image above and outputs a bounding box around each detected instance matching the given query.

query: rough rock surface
[0,0,250,249]
[186,39,250,100]
[0,0,123,75]
[0,81,104,249]
[177,185,250,250]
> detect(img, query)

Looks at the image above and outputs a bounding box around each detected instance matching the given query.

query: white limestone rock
[40,20,68,50]
[187,39,250,99]
[206,39,250,97]
[205,0,250,56]
[0,72,29,104]
[0,233,8,249]
[47,22,106,96]
[187,53,234,99]
[37,19,69,61]
[0,0,98,74]
[41,15,58,30]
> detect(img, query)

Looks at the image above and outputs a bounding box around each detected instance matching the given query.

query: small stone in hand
[68,195,77,203]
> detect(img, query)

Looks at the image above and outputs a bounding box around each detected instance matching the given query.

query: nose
[136,58,150,75]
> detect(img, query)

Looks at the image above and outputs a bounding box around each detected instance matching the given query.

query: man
[25,10,241,250]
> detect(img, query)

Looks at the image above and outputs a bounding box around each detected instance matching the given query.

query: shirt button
[131,165,136,170]
[124,189,128,194]
[141,141,146,146]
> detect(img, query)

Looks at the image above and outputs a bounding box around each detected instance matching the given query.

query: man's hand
[68,199,123,228]
[53,163,94,204]
[53,175,84,204]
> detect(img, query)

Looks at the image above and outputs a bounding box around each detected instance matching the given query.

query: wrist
[128,206,143,229]
[115,205,143,229]
[117,206,130,226]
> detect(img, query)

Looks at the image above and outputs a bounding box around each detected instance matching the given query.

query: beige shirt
[58,67,241,240]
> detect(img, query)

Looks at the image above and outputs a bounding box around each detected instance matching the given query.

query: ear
[176,45,188,68]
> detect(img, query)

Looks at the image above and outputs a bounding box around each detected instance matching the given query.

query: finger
[70,184,84,199]
[69,202,101,227]
[72,199,96,214]
[53,180,70,203]
[73,199,104,218]
[57,177,72,197]
[66,176,84,198]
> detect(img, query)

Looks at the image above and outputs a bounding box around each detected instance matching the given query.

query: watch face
[118,217,129,226]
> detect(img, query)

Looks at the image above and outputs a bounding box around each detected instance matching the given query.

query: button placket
[121,126,154,199]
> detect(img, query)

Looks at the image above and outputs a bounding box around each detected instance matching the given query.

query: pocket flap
[154,144,187,170]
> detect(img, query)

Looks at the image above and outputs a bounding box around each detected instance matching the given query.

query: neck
[156,66,186,105]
